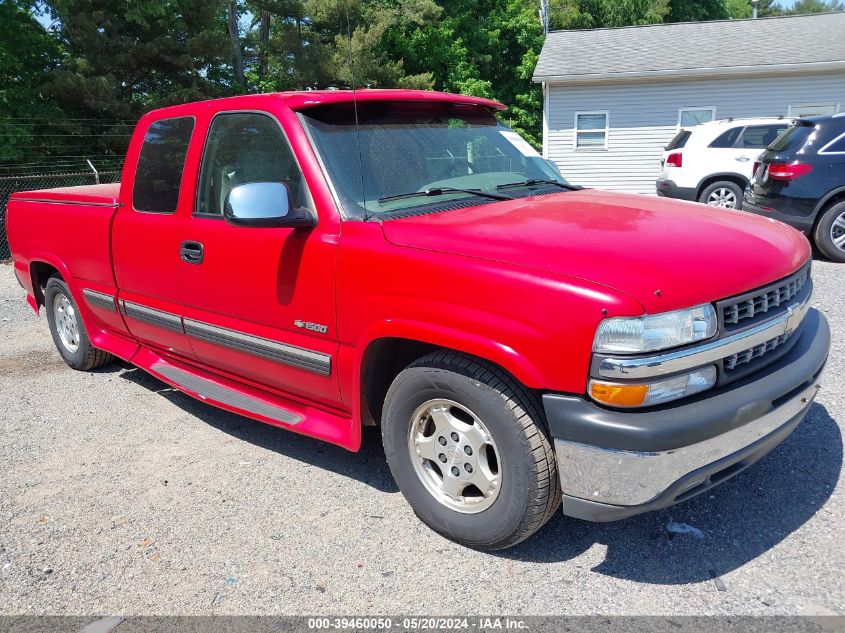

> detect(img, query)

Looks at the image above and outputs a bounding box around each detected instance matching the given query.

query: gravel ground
[0,260,842,617]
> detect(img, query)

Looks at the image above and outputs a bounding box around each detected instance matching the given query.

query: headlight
[589,366,717,408]
[593,304,717,354]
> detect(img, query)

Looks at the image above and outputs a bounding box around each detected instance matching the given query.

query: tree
[0,0,65,163]
[43,0,229,121]
[665,0,730,22]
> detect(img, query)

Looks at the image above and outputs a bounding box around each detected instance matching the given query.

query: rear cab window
[132,117,195,213]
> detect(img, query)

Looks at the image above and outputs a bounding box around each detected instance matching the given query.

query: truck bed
[10,182,121,206]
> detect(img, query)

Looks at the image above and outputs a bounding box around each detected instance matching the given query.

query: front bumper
[656,178,697,201]
[543,308,829,522]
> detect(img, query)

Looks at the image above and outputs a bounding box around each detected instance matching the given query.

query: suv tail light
[767,162,813,181]
[752,161,760,177]
[666,152,682,168]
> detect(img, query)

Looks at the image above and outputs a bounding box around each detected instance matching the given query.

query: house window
[788,103,839,117]
[574,111,609,150]
[678,108,715,128]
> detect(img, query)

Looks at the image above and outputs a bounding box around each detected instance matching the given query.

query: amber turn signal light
[589,382,648,407]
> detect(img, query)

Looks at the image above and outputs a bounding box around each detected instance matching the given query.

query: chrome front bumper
[543,308,830,522]
[555,378,819,508]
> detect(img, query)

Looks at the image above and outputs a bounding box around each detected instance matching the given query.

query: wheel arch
[357,325,546,428]
[696,173,749,200]
[811,186,845,230]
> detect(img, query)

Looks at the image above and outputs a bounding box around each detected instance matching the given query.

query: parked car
[6,91,830,550]
[656,117,790,209]
[744,114,845,263]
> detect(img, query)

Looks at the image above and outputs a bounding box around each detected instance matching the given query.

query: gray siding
[545,73,845,194]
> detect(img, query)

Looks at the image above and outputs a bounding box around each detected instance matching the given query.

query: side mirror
[223,182,316,229]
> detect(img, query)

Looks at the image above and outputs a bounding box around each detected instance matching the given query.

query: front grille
[721,267,809,328]
[723,332,792,372]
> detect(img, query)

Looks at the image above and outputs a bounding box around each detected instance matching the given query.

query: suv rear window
[740,124,789,149]
[665,130,690,151]
[769,124,813,152]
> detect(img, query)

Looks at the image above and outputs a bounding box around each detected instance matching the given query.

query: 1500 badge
[294,320,328,334]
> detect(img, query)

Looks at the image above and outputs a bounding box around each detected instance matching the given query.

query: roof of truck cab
[146,90,507,117]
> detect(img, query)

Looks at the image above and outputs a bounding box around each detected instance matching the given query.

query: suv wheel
[814,201,845,263]
[381,351,561,550]
[699,181,743,210]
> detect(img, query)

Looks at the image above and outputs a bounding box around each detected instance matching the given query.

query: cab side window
[132,117,195,213]
[196,112,313,217]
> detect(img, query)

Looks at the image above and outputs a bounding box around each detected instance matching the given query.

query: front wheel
[699,181,743,210]
[45,276,114,371]
[382,351,561,550]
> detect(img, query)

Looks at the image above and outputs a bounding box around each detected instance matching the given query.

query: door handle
[180,241,204,264]
[736,156,751,162]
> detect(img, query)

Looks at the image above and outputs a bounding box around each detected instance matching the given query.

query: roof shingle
[533,13,845,82]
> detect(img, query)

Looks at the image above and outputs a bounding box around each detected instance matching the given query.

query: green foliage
[6,0,841,166]
[0,0,64,162]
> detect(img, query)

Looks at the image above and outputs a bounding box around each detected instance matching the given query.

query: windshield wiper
[377,187,512,205]
[495,179,582,192]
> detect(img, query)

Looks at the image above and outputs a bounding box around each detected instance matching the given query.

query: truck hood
[380,189,810,313]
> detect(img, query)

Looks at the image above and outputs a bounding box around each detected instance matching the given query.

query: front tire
[382,351,561,550]
[45,276,114,370]
[699,180,744,210]
[813,201,845,263]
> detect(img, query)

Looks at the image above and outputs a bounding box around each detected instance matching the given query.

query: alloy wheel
[407,399,501,514]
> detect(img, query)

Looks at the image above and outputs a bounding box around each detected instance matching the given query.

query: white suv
[656,117,790,209]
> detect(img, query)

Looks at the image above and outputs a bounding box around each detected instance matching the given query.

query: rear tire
[382,351,561,550]
[813,201,845,263]
[699,180,744,210]
[45,276,114,371]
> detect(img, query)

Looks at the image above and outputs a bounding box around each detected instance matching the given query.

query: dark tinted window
[769,124,813,152]
[740,124,788,149]
[196,112,312,216]
[709,127,741,148]
[665,130,691,150]
[132,117,194,213]
[822,133,845,153]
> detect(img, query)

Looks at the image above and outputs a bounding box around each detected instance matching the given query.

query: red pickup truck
[7,90,830,550]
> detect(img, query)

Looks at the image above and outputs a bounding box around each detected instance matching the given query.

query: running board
[130,348,359,450]
[151,362,303,426]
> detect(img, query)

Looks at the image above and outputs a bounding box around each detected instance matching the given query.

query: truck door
[112,116,197,359]
[176,110,340,406]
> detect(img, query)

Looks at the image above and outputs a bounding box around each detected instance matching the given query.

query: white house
[533,13,845,194]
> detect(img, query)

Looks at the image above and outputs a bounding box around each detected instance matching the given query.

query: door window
[739,125,789,149]
[196,112,313,217]
[132,117,194,213]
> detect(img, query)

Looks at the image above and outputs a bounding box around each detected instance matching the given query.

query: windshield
[299,101,568,218]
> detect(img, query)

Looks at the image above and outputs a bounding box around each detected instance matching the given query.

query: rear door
[176,109,341,406]
[113,116,197,359]
[734,124,790,180]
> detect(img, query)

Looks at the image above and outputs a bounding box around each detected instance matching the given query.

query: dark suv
[744,114,845,262]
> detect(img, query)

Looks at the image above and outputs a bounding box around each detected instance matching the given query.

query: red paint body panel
[4,90,812,453]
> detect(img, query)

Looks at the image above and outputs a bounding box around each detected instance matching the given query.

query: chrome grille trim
[720,266,810,328]
[724,332,792,371]
[597,289,812,380]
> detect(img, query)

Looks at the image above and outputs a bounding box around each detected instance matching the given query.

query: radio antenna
[345,7,370,221]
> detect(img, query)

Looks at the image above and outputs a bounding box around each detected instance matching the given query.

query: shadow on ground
[503,402,841,584]
[119,365,841,583]
[118,366,398,494]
